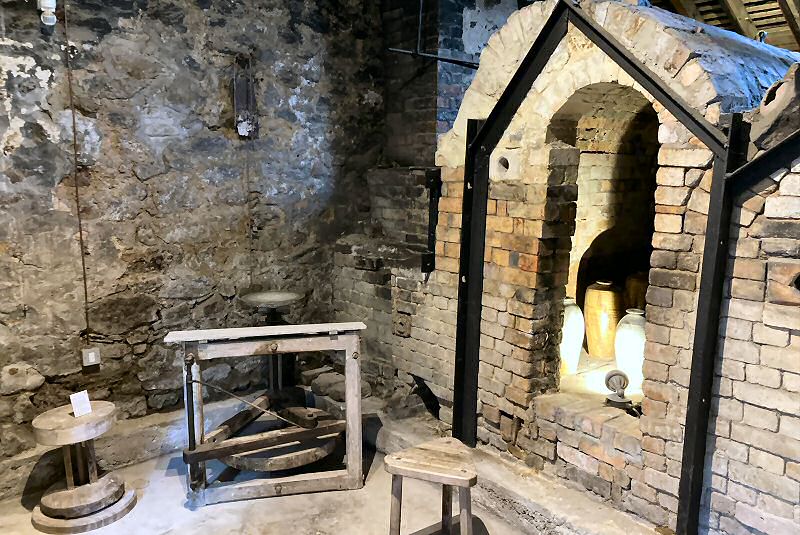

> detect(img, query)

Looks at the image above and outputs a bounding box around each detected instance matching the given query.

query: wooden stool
[30,401,136,534]
[385,437,477,535]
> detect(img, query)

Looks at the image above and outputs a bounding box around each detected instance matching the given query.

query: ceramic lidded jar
[559,298,585,375]
[583,280,625,359]
[615,308,646,391]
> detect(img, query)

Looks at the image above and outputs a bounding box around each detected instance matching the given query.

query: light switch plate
[82,347,101,367]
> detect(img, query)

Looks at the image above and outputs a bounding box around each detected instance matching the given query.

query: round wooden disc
[222,435,338,472]
[32,402,117,446]
[40,473,125,519]
[32,488,136,534]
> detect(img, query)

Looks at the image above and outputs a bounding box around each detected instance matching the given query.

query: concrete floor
[0,452,519,535]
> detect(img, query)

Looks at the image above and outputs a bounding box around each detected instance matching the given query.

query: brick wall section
[382,0,439,166]
[418,1,799,531]
[366,168,430,248]
[701,161,800,534]
[333,167,436,393]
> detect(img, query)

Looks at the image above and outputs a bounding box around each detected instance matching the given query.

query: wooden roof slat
[777,0,800,45]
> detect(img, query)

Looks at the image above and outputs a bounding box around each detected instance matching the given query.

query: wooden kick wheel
[31,401,136,534]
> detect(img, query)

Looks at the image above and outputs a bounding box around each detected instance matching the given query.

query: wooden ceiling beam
[669,0,706,21]
[777,0,800,47]
[719,0,761,39]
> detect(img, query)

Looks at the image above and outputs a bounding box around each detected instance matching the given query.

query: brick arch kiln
[415,0,800,530]
[331,0,799,531]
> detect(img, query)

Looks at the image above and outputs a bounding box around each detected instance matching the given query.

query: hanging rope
[63,2,92,344]
[234,57,257,290]
[188,379,297,427]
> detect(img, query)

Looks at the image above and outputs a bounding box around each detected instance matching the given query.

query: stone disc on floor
[31,488,137,534]
[40,473,126,519]
[222,435,338,472]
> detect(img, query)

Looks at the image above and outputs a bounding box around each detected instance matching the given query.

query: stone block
[658,147,714,168]
[654,186,691,206]
[735,502,798,535]
[625,495,668,527]
[749,448,785,475]
[732,423,800,462]
[781,415,800,441]
[643,467,680,496]
[753,323,790,347]
[745,363,782,388]
[0,365,45,396]
[557,442,600,475]
[579,435,627,469]
[565,465,612,498]
[730,258,766,281]
[733,381,798,414]
[654,213,683,233]
[729,460,799,502]
[764,196,800,219]
[763,303,800,330]
[766,258,800,306]
[649,268,696,291]
[729,278,766,301]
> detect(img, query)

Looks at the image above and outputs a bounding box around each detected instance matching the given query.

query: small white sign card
[70,390,93,418]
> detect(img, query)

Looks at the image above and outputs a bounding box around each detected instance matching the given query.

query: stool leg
[459,488,472,535]
[85,440,99,483]
[62,445,75,490]
[442,485,453,534]
[75,442,88,485]
[389,474,403,535]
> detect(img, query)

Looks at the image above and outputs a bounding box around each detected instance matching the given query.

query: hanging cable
[234,57,257,290]
[188,379,298,427]
[63,2,92,344]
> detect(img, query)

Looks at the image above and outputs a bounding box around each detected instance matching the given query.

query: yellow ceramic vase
[584,280,625,359]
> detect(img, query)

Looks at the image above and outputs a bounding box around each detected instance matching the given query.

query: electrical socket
[82,347,101,367]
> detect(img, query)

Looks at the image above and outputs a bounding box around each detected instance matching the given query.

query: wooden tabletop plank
[385,437,477,487]
[164,322,367,344]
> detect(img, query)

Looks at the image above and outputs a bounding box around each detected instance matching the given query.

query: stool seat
[385,437,477,488]
[32,401,117,447]
[385,437,477,535]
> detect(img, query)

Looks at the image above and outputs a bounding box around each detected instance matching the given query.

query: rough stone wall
[437,0,517,133]
[0,0,382,467]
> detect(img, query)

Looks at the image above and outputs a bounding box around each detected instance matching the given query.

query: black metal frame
[676,114,749,534]
[449,1,799,533]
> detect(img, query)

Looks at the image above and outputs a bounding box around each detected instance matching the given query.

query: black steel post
[453,119,484,446]
[677,114,749,535]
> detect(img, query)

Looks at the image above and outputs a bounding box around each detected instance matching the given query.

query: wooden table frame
[164,322,366,506]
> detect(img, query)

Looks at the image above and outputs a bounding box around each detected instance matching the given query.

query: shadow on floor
[409,516,490,535]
